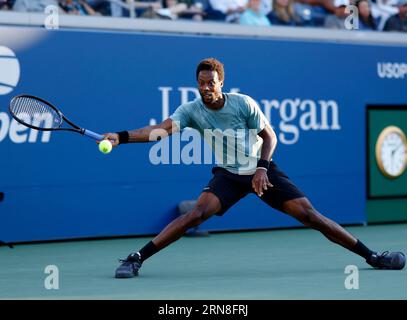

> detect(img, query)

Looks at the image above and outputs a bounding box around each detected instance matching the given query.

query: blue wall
[1,26,406,243]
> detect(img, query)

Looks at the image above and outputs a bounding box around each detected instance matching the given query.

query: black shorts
[203,161,306,216]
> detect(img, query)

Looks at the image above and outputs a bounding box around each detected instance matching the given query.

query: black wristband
[116,131,129,144]
[257,159,270,169]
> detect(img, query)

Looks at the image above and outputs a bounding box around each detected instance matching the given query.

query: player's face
[197,70,223,104]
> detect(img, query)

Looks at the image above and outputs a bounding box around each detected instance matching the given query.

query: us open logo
[377,62,407,79]
[0,46,20,95]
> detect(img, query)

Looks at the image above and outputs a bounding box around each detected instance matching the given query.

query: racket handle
[83,129,105,141]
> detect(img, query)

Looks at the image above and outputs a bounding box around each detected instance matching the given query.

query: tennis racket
[8,94,105,141]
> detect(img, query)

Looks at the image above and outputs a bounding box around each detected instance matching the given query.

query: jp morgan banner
[1,26,406,242]
[157,87,341,145]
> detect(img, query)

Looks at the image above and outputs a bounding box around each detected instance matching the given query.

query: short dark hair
[196,58,225,82]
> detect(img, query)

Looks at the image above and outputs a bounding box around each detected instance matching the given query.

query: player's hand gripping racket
[8,94,105,141]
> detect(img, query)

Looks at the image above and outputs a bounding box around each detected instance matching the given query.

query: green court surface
[1,223,406,300]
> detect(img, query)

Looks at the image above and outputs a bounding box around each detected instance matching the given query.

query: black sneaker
[366,251,406,270]
[115,252,142,278]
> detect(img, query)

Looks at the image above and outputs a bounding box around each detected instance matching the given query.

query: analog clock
[375,126,407,179]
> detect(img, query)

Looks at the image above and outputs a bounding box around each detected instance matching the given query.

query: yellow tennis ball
[99,140,112,154]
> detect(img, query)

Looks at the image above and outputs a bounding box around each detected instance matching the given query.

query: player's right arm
[103,118,178,147]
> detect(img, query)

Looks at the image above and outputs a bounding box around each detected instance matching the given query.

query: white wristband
[256,167,268,172]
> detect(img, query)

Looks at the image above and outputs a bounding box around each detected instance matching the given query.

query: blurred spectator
[355,0,377,30]
[156,0,205,20]
[383,0,407,31]
[371,0,407,30]
[294,0,333,26]
[5,0,404,32]
[139,0,163,18]
[86,0,111,15]
[267,0,303,25]
[180,1,206,20]
[117,0,162,18]
[0,0,14,10]
[239,0,271,25]
[206,0,248,22]
[260,0,272,15]
[297,0,336,13]
[59,0,98,15]
[324,0,350,29]
[13,0,58,12]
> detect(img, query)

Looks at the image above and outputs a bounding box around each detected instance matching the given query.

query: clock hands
[391,147,397,162]
[389,142,405,175]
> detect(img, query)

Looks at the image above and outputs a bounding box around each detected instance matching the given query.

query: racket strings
[10,97,62,129]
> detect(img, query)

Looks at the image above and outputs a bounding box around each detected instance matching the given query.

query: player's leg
[115,192,221,278]
[282,197,357,249]
[152,192,221,249]
[115,167,250,278]
[280,197,405,269]
[258,161,405,270]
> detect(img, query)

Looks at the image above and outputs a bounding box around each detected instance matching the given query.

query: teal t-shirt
[239,9,271,27]
[170,92,270,175]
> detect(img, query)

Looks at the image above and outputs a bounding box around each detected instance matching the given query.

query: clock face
[376,126,407,178]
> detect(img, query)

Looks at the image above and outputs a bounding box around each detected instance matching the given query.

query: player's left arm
[252,125,278,197]
[258,125,277,164]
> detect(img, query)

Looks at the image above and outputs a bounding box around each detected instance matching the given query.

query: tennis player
[103,58,405,278]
